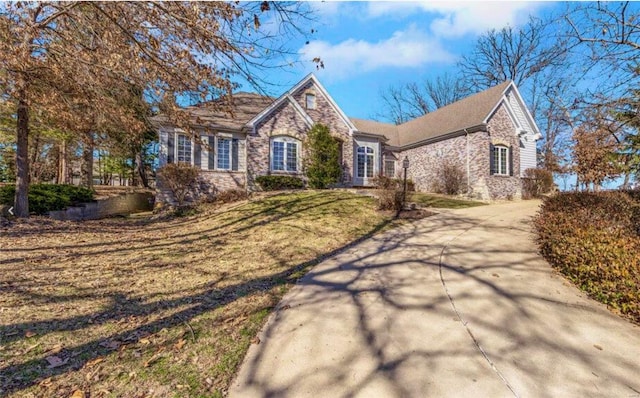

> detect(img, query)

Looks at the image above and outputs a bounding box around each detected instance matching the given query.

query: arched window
[491,144,510,175]
[271,136,299,172]
[357,146,374,178]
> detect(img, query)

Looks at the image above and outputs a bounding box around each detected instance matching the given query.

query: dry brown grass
[0,191,393,398]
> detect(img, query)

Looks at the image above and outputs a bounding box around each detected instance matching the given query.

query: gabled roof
[152,92,275,131]
[350,118,399,143]
[246,73,356,131]
[351,80,523,148]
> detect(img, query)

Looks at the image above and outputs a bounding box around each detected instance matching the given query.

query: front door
[353,139,379,186]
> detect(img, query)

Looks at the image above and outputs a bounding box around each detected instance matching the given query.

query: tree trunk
[57,140,68,184]
[81,132,94,188]
[29,132,40,183]
[622,172,630,190]
[135,149,149,188]
[14,86,30,217]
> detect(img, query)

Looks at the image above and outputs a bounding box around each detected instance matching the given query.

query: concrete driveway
[230,201,640,398]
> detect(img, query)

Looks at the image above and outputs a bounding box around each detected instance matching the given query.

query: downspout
[464,128,470,194]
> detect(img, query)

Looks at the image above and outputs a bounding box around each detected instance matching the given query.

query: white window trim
[494,145,509,176]
[216,136,232,171]
[305,93,316,110]
[175,133,194,165]
[356,145,375,179]
[384,160,395,177]
[270,136,300,173]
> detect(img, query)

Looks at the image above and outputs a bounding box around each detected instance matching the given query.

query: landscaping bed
[0,191,394,397]
[533,191,640,324]
[411,192,487,209]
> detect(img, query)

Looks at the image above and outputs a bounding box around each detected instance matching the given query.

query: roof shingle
[153,92,275,130]
[351,81,511,147]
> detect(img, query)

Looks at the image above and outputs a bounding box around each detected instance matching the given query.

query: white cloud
[367,1,544,37]
[299,25,455,80]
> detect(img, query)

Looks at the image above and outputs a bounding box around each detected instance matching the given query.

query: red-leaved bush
[534,191,640,323]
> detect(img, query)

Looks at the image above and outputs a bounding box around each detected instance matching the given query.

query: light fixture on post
[402,156,410,211]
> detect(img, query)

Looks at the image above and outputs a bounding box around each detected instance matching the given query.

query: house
[154,74,541,201]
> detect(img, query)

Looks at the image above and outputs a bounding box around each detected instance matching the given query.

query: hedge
[534,191,640,323]
[0,184,95,215]
[255,175,304,191]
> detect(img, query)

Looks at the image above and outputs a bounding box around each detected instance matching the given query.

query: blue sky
[250,1,560,122]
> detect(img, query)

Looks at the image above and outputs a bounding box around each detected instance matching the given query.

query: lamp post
[402,156,409,210]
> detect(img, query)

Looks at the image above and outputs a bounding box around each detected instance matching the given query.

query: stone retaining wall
[49,192,154,221]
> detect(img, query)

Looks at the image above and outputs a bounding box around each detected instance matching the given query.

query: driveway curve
[230,201,640,398]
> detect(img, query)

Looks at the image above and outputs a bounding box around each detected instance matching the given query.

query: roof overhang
[483,81,541,137]
[353,130,389,142]
[396,124,487,151]
[245,73,356,132]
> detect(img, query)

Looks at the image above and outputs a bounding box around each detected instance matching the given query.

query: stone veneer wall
[247,100,310,190]
[400,133,486,194]
[156,170,246,207]
[485,103,522,200]
[291,81,354,185]
[247,80,355,189]
[397,103,523,200]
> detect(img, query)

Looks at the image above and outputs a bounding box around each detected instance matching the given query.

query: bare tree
[457,15,577,175]
[458,16,568,91]
[376,73,469,124]
[0,1,314,217]
[564,1,640,186]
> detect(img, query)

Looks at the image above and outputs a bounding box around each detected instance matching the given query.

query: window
[305,93,316,110]
[217,137,231,170]
[271,137,299,172]
[357,146,375,178]
[176,134,192,163]
[384,160,395,177]
[493,145,509,175]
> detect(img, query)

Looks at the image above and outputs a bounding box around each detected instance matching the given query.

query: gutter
[353,130,390,142]
[465,128,470,194]
[396,124,487,151]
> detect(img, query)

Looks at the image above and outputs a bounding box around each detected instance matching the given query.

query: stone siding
[156,170,246,207]
[247,100,310,189]
[49,192,154,221]
[486,103,522,199]
[400,134,477,193]
[291,81,354,184]
[395,103,523,200]
[247,80,354,189]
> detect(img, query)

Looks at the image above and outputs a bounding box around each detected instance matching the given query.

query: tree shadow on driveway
[232,202,640,398]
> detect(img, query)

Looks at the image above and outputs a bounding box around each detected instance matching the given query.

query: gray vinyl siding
[520,136,537,173]
[506,89,534,133]
[505,88,537,173]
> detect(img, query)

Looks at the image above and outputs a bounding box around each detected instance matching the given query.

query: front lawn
[411,192,487,209]
[0,191,393,397]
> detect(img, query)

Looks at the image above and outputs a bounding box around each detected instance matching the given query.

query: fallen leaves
[20,342,40,355]
[45,355,69,368]
[85,357,104,367]
[99,340,121,350]
[0,192,389,397]
[143,353,164,368]
[173,338,186,350]
[70,390,85,398]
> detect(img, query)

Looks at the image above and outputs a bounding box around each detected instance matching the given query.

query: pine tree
[304,124,341,189]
